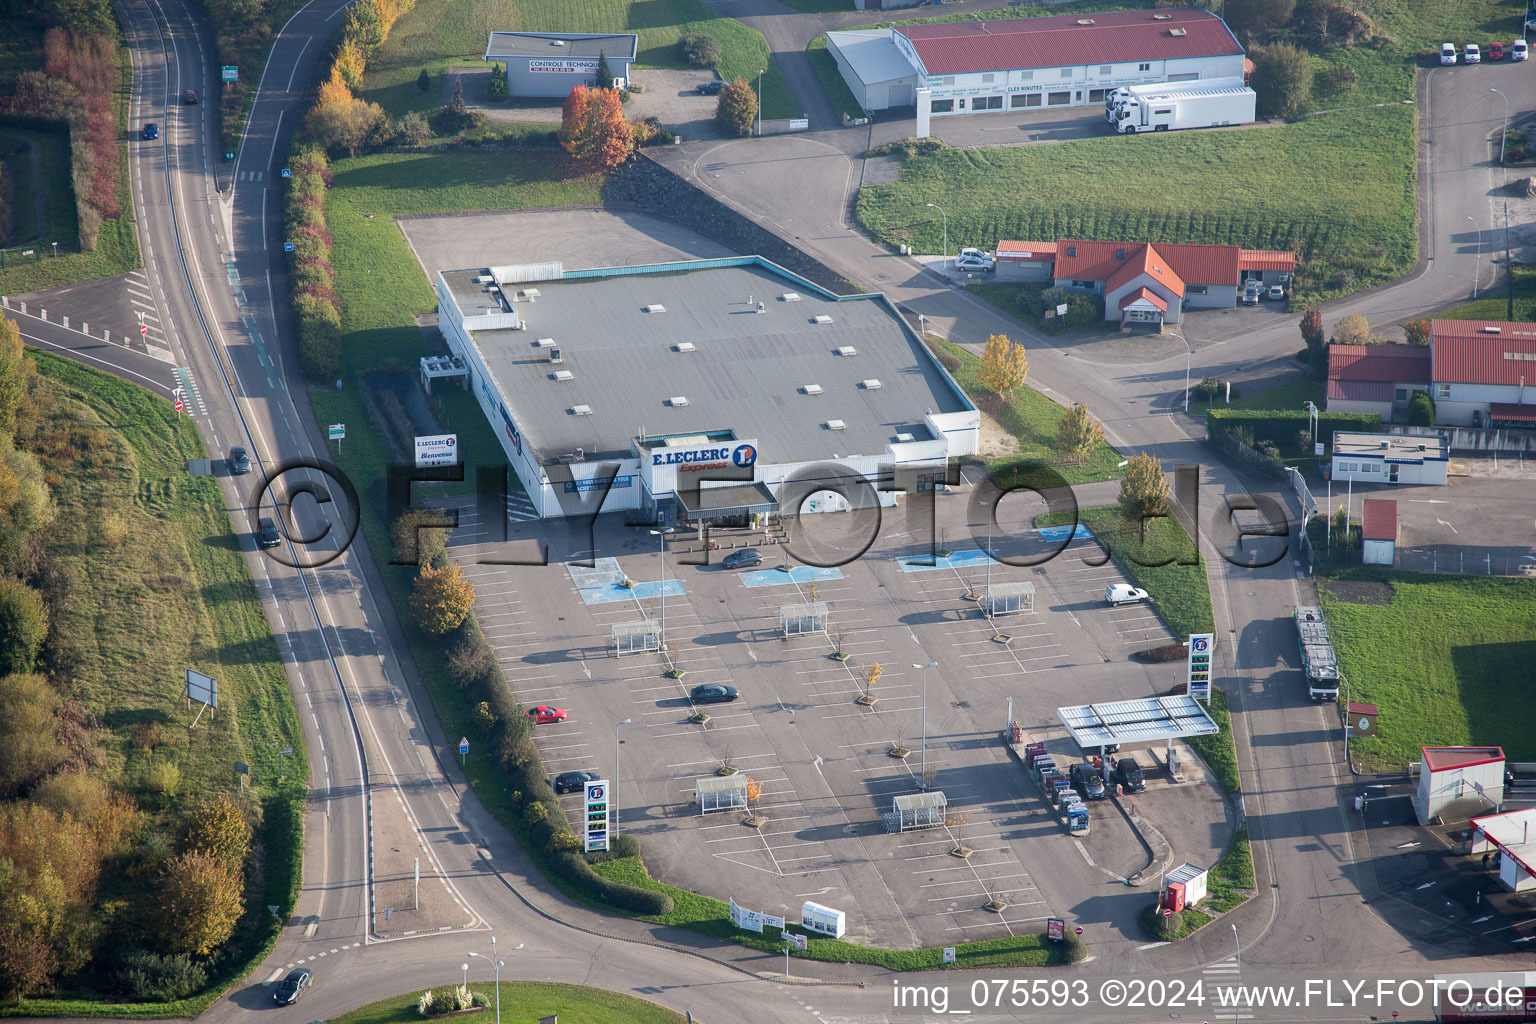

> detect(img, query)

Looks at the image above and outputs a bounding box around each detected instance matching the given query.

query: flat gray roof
[485,31,638,61]
[826,30,920,86]
[1057,696,1218,749]
[1332,431,1448,462]
[449,262,970,464]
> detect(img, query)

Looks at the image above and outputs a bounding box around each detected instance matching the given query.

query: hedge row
[1206,408,1381,448]
[283,145,340,379]
[441,609,672,916]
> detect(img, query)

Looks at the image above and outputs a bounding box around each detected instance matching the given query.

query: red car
[1490,41,1505,60]
[527,705,567,724]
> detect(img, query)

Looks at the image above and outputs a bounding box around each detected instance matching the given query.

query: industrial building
[1429,319,1536,427]
[1329,432,1449,486]
[484,32,637,98]
[992,238,1294,326]
[826,7,1244,118]
[1414,746,1505,825]
[435,257,979,524]
[1325,344,1432,421]
[1471,808,1536,893]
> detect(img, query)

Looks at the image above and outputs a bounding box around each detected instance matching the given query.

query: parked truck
[1294,605,1341,703]
[1103,76,1243,123]
[1112,83,1257,134]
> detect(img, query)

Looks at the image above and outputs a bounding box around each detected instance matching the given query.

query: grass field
[1190,377,1325,419]
[8,353,304,1017]
[1317,569,1536,773]
[1038,504,1215,643]
[331,982,686,1024]
[922,333,1123,484]
[1434,261,1536,322]
[360,0,800,122]
[591,856,1062,969]
[0,33,140,296]
[807,35,865,122]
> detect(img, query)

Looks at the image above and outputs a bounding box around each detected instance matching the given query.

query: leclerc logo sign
[652,444,757,468]
[414,433,459,468]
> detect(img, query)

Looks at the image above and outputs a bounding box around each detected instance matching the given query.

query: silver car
[1242,280,1262,305]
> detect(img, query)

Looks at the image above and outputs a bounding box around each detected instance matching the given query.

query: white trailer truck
[1102,76,1243,123]
[1112,83,1256,134]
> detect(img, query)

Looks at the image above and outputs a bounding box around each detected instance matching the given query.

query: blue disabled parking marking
[630,579,686,601]
[567,557,625,589]
[1037,524,1095,543]
[899,548,997,572]
[741,566,846,588]
[567,557,686,604]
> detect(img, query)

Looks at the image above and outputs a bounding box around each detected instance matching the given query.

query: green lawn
[1434,261,1536,322]
[360,0,800,122]
[590,856,1063,969]
[1317,570,1536,772]
[1191,377,1325,417]
[1038,504,1215,642]
[807,35,865,122]
[922,333,1123,484]
[7,353,304,1017]
[331,982,686,1024]
[0,38,140,295]
[1189,686,1240,794]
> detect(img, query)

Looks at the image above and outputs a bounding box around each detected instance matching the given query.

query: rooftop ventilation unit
[1115,249,1126,259]
[552,370,574,382]
[835,345,858,357]
[780,292,802,302]
[643,304,666,313]
[1153,12,1173,18]
[667,396,689,407]
[826,419,847,431]
[1168,27,1187,35]
[895,432,915,443]
[1379,441,1391,449]
[1482,326,1502,333]
[477,274,493,284]
[1077,18,1094,25]
[535,337,556,347]
[802,384,824,396]
[675,342,696,353]
[860,379,883,390]
[1418,443,1427,451]
[812,314,834,325]
[516,288,541,301]
[572,405,593,416]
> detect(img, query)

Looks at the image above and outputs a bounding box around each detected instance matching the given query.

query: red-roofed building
[1325,343,1432,420]
[1360,498,1397,565]
[1428,319,1536,426]
[827,7,1244,119]
[991,237,1295,324]
[1415,746,1506,824]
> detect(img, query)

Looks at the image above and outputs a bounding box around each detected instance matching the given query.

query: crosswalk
[1201,955,1254,1020]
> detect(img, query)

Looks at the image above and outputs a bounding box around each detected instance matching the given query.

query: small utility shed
[1360,499,1397,566]
[485,32,638,98]
[1415,746,1505,824]
[1471,807,1536,892]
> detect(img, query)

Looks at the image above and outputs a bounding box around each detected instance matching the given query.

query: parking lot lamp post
[978,498,994,612]
[467,938,513,1024]
[926,203,948,267]
[614,718,631,839]
[650,527,674,649]
[1493,88,1511,166]
[1467,215,1481,299]
[1178,332,1192,411]
[912,661,937,788]
[461,962,469,990]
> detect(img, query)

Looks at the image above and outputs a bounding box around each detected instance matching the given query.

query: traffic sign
[1074,926,1083,936]
[328,423,345,440]
[140,323,149,336]
[221,65,238,82]
[281,168,291,178]
[174,400,184,412]
[224,151,234,161]
[284,242,295,252]
[459,737,469,755]
[1163,908,1172,918]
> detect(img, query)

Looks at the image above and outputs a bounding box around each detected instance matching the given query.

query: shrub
[1132,643,1187,663]
[486,62,507,101]
[679,33,720,68]
[411,562,476,634]
[1406,392,1435,427]
[0,579,49,675]
[115,951,207,1002]
[417,68,430,92]
[549,851,674,915]
[1251,42,1312,118]
[146,759,182,797]
[417,990,435,1017]
[715,78,757,138]
[393,111,431,147]
[1193,377,1223,401]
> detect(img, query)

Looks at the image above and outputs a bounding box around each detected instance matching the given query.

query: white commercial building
[1329,432,1449,486]
[826,7,1244,117]
[1471,808,1536,893]
[435,257,979,525]
[1414,746,1505,825]
[485,31,637,98]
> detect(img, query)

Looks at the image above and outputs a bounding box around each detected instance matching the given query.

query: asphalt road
[13,4,1535,1023]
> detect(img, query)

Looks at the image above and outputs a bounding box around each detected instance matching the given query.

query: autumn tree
[181,793,252,871]
[1250,43,1312,119]
[1118,453,1170,533]
[0,673,65,798]
[0,316,25,440]
[1299,306,1325,378]
[306,70,385,157]
[715,77,757,137]
[1334,313,1370,346]
[978,333,1029,395]
[1402,319,1431,346]
[391,508,455,567]
[411,562,476,635]
[559,85,635,168]
[0,582,48,676]
[159,850,244,956]
[1056,402,1105,463]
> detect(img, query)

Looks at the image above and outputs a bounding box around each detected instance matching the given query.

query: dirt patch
[1321,578,1394,605]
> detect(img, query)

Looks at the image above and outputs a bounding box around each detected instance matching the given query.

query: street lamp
[1492,87,1505,166]
[1467,215,1481,299]
[467,936,520,1024]
[1177,333,1192,411]
[613,718,632,839]
[1303,400,1319,446]
[977,498,994,612]
[757,69,764,137]
[460,963,469,990]
[911,661,937,788]
[649,527,674,649]
[925,203,948,267]
[1230,923,1241,1024]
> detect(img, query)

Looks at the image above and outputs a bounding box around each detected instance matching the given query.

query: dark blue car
[143,122,159,140]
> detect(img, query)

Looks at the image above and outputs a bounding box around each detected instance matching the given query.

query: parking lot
[429,476,1229,948]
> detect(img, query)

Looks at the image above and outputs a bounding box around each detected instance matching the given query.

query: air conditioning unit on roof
[675,342,696,352]
[812,315,834,325]
[826,419,846,431]
[802,384,823,395]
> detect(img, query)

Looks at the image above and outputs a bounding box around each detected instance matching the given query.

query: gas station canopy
[1057,695,1218,749]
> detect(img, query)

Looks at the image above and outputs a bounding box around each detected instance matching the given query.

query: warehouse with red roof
[826,7,1244,119]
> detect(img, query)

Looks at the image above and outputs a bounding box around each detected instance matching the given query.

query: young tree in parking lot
[1251,43,1312,119]
[411,562,476,635]
[1118,453,1170,535]
[1055,402,1105,463]
[978,333,1029,396]
[715,78,757,137]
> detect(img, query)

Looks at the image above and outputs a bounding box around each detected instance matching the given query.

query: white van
[1105,583,1149,606]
